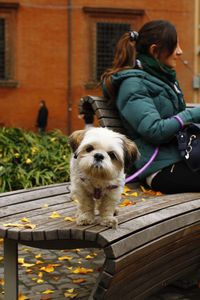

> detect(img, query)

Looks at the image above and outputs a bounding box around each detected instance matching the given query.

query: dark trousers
[151,161,200,194]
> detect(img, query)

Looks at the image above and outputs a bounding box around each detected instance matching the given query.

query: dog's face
[69,128,139,180]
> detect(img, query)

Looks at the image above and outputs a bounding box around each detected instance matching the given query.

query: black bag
[176,123,200,172]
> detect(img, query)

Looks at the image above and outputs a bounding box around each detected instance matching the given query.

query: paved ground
[0,239,199,299]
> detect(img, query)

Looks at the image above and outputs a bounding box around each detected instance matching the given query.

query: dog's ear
[68,130,85,153]
[122,136,140,169]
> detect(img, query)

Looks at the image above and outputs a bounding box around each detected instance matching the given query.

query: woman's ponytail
[101,31,137,100]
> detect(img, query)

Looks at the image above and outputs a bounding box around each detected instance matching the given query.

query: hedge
[0,127,71,193]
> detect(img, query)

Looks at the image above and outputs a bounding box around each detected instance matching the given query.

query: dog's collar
[80,177,118,199]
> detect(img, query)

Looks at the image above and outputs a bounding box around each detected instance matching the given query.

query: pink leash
[125,147,159,183]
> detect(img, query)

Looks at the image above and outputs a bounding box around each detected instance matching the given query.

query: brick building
[0,0,199,134]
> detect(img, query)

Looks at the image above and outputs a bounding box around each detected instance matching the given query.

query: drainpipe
[67,0,72,134]
[193,0,200,103]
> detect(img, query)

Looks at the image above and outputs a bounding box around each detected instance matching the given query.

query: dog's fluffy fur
[69,127,139,228]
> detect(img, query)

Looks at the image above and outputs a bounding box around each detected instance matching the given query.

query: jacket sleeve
[117,77,200,144]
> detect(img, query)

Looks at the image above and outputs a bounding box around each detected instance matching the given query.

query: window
[83,7,145,87]
[96,22,131,80]
[0,2,19,87]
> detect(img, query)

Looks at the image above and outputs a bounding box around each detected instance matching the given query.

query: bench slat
[94,108,120,119]
[0,184,70,207]
[80,95,126,133]
[84,192,200,242]
[105,224,200,274]
[0,182,70,198]
[104,207,200,259]
[0,194,71,219]
[101,252,200,300]
[98,118,124,128]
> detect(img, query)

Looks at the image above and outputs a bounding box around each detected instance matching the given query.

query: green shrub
[0,127,71,192]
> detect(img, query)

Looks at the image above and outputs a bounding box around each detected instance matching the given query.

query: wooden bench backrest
[79,95,126,134]
[79,97,200,133]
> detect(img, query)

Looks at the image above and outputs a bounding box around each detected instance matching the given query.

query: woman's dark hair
[136,20,177,57]
[101,19,177,100]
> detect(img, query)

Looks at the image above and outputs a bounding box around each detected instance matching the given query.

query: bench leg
[4,239,18,300]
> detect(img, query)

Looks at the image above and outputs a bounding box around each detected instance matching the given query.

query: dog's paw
[76,213,94,226]
[114,207,119,216]
[100,216,118,229]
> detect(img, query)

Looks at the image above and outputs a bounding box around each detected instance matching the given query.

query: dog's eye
[108,151,117,160]
[86,145,94,153]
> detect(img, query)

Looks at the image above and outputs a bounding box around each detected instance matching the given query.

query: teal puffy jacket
[103,69,200,179]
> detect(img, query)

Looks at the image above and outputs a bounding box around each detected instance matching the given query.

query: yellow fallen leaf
[51,263,61,267]
[35,260,43,265]
[140,185,163,196]
[18,293,30,300]
[64,292,78,298]
[123,186,131,193]
[21,217,30,223]
[90,252,97,256]
[67,289,75,293]
[58,256,73,261]
[129,192,138,197]
[0,278,4,286]
[64,216,76,222]
[85,255,94,259]
[67,266,73,270]
[40,265,55,273]
[38,272,43,278]
[21,248,30,252]
[49,211,61,219]
[3,223,36,229]
[64,289,78,298]
[35,253,42,259]
[37,278,44,284]
[3,223,24,228]
[119,199,136,207]
[42,289,54,294]
[18,258,25,264]
[22,263,35,268]
[24,223,36,229]
[72,278,86,284]
[72,267,93,274]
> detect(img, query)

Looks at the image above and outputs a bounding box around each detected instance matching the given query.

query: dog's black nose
[94,153,104,161]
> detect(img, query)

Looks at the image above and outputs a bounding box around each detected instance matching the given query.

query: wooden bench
[78,95,126,133]
[0,95,200,300]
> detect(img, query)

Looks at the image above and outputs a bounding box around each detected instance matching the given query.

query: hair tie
[129,30,139,41]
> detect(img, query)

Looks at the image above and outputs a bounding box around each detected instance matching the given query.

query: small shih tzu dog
[69,127,139,228]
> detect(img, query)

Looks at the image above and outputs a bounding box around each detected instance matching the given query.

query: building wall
[0,0,69,132]
[0,0,198,134]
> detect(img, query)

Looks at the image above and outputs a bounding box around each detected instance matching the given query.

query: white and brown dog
[69,127,139,228]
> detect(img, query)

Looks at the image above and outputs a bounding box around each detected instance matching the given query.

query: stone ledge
[0,80,19,88]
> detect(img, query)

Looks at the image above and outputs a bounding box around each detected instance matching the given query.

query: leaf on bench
[49,211,61,219]
[3,222,36,229]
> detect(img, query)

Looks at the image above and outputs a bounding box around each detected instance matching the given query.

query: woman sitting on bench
[101,19,200,194]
